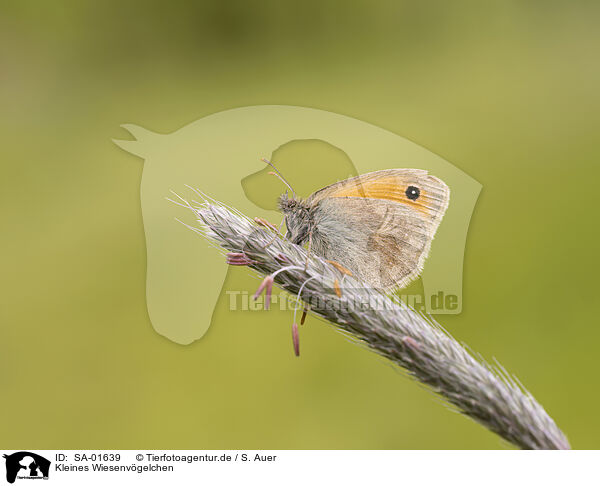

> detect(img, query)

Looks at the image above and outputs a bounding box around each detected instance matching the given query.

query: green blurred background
[1,1,599,449]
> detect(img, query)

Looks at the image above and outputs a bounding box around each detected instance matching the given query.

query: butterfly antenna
[261,157,296,199]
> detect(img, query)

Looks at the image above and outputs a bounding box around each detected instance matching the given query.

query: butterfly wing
[308,169,450,290]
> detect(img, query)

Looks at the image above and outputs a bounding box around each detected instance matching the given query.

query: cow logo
[3,452,50,483]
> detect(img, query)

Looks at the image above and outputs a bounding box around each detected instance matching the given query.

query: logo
[3,452,50,483]
[114,105,481,344]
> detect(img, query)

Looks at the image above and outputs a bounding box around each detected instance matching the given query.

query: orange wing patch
[306,169,450,222]
[328,176,432,216]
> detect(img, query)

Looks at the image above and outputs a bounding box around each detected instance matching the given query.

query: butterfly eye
[406,186,420,200]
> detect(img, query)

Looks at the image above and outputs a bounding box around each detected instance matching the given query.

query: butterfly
[276,168,450,291]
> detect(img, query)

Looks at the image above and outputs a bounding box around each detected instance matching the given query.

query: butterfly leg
[254,217,279,233]
[257,217,286,249]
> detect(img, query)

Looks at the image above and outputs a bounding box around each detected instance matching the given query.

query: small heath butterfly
[274,166,450,291]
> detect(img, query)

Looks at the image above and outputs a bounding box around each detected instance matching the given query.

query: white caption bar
[0,450,594,485]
